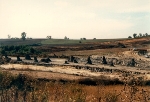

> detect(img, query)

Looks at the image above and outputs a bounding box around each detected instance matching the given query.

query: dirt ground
[1,37,150,82]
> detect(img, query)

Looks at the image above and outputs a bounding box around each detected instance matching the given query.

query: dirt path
[2,70,88,81]
[1,63,150,81]
[123,51,150,61]
[0,64,118,78]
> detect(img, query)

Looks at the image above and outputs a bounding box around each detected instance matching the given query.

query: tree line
[0,45,41,55]
[8,32,32,40]
[128,33,149,38]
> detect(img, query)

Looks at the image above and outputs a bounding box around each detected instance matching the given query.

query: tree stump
[46,57,51,62]
[4,55,8,59]
[127,58,136,67]
[73,58,78,63]
[87,56,92,64]
[68,56,75,62]
[64,61,69,64]
[34,56,38,62]
[25,54,32,60]
[53,54,58,58]
[110,60,114,66]
[102,56,107,64]
[130,58,136,67]
[17,56,22,61]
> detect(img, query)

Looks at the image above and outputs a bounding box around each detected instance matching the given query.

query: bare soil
[1,37,150,83]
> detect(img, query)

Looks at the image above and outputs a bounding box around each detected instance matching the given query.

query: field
[0,38,130,46]
[0,37,150,101]
[41,38,129,45]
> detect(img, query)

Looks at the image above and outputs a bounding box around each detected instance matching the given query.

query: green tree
[1,49,5,55]
[128,36,132,38]
[83,38,86,40]
[64,36,68,39]
[21,32,26,41]
[8,34,11,39]
[133,33,137,38]
[145,33,149,36]
[30,48,35,53]
[139,33,142,37]
[46,36,51,39]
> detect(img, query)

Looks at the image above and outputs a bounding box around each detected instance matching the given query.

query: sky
[0,0,150,39]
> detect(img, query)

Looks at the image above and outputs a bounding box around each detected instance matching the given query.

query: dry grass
[1,70,150,102]
[48,48,128,57]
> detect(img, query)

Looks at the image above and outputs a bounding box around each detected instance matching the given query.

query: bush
[1,45,40,55]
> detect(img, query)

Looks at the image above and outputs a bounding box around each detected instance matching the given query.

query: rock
[68,56,75,62]
[34,56,38,62]
[3,55,11,62]
[25,54,32,60]
[64,61,69,64]
[4,55,8,59]
[127,58,136,67]
[46,57,51,62]
[17,56,22,61]
[87,56,92,64]
[40,58,51,63]
[53,54,58,58]
[73,58,78,63]
[102,56,107,64]
[110,60,114,66]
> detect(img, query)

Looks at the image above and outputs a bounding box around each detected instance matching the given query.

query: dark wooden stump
[25,54,32,60]
[17,56,22,61]
[102,56,107,64]
[73,59,78,63]
[34,56,38,62]
[87,56,92,64]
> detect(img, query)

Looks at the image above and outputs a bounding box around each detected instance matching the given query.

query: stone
[17,56,22,61]
[25,54,32,60]
[34,56,38,62]
[73,59,78,63]
[102,56,107,64]
[64,61,69,64]
[87,56,92,64]
[68,56,75,62]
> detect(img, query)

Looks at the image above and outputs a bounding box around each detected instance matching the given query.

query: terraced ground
[0,37,150,83]
[1,37,150,101]
[1,47,150,84]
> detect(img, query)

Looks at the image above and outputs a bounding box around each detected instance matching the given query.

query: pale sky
[0,0,150,39]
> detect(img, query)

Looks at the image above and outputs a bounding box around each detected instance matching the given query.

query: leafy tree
[30,48,35,53]
[83,38,86,40]
[128,36,132,38]
[139,33,142,37]
[133,33,137,38]
[46,36,51,39]
[145,33,149,36]
[14,46,20,52]
[1,49,5,55]
[8,45,14,51]
[64,36,68,39]
[8,35,11,39]
[21,32,26,41]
